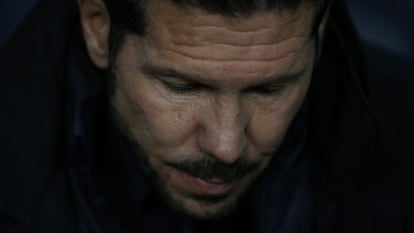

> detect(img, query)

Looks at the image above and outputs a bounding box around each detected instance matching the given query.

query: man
[0,0,413,232]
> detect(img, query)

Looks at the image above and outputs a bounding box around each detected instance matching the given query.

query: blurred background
[0,0,413,66]
[0,0,38,47]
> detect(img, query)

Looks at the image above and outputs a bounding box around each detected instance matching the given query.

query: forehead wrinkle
[171,32,307,47]
[171,35,307,49]
[166,45,300,62]
[146,1,314,62]
[144,48,303,69]
[141,38,312,77]
[163,36,310,62]
[142,0,314,89]
[157,2,312,33]
[149,2,313,48]
[141,48,311,91]
[146,50,307,78]
[167,19,307,48]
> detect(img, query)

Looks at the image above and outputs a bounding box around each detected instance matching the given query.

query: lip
[170,168,237,196]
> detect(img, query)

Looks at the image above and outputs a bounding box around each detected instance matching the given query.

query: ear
[78,0,110,68]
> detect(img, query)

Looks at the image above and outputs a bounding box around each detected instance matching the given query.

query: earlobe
[78,0,110,68]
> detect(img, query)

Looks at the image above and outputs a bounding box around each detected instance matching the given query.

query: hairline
[106,0,330,66]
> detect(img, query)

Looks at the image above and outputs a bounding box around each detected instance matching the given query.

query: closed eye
[160,79,205,94]
[246,84,287,96]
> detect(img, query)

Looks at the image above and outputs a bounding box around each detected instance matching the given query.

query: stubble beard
[107,70,258,221]
[109,97,251,220]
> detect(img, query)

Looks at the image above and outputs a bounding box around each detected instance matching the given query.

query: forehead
[145,0,315,40]
[130,0,316,86]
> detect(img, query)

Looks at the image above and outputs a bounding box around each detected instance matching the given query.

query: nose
[198,95,248,164]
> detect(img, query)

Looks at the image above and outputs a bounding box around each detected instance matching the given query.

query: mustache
[166,155,260,182]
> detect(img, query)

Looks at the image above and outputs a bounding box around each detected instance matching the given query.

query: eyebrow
[142,65,206,84]
[141,64,307,89]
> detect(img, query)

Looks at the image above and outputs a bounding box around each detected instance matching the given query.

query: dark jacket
[1,0,413,232]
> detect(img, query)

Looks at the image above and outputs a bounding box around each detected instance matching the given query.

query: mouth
[170,168,238,197]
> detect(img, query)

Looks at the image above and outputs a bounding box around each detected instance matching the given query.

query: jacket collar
[309,15,382,188]
[309,3,385,231]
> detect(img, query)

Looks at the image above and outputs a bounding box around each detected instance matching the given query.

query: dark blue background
[0,0,38,47]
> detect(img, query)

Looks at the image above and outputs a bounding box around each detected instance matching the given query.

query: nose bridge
[200,94,248,164]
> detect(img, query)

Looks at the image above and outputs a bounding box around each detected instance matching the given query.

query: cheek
[248,79,310,151]
[114,61,198,150]
[248,108,293,152]
[116,81,198,149]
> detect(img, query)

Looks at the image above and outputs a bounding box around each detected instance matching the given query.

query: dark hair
[102,0,332,63]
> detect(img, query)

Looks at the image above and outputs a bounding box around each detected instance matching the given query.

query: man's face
[110,1,316,220]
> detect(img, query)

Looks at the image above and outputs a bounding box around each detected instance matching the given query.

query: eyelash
[249,85,287,96]
[162,81,203,94]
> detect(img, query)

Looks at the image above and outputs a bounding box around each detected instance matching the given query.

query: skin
[79,0,324,220]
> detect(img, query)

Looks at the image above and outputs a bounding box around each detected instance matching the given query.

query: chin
[169,194,240,221]
[163,178,257,221]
